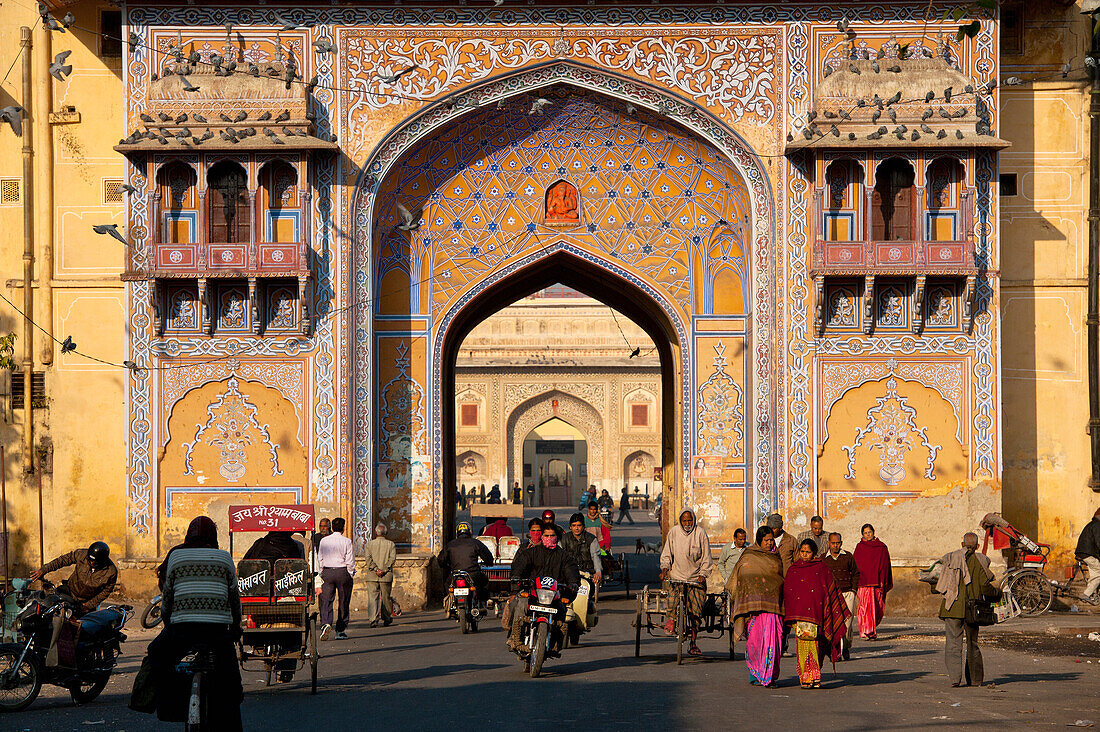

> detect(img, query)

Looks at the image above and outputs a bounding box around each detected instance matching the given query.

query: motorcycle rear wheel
[69,673,109,705]
[0,645,42,712]
[529,623,549,678]
[458,606,469,634]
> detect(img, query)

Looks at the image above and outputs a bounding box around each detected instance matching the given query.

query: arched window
[925,157,964,242]
[259,160,298,243]
[823,159,863,242]
[156,161,197,243]
[207,161,250,244]
[871,158,915,241]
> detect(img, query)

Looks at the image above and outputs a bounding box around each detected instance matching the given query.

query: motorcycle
[563,572,596,648]
[445,570,482,634]
[140,595,163,629]
[0,578,133,712]
[518,576,568,678]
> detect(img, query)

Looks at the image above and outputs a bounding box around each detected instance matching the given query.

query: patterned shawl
[726,545,784,640]
[783,558,851,667]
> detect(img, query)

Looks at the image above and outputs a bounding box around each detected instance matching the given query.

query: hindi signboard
[228,504,315,532]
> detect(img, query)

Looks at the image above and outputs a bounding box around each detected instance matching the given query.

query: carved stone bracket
[813,275,825,336]
[913,275,926,335]
[963,274,976,326]
[198,278,212,335]
[150,284,164,337]
[862,275,875,335]
[298,277,310,336]
[248,277,261,336]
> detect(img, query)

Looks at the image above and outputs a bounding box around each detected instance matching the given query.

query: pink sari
[857,586,885,638]
[746,612,783,686]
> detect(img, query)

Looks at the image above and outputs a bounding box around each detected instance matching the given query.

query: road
[11,509,1100,731]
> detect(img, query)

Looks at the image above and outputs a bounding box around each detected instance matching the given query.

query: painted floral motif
[167,287,198,331]
[842,377,941,486]
[877,286,905,327]
[219,288,247,330]
[183,377,283,482]
[696,342,745,458]
[826,287,857,328]
[268,287,297,330]
[379,343,426,463]
[927,286,956,327]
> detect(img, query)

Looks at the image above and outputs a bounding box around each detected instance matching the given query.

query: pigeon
[911,131,920,141]
[836,17,849,34]
[275,109,290,122]
[944,87,953,103]
[877,126,888,135]
[847,133,856,140]
[157,112,171,122]
[282,126,296,137]
[494,0,504,5]
[984,78,998,94]
[176,128,191,140]
[49,50,72,81]
[193,113,207,123]
[886,64,901,73]
[848,63,860,75]
[122,360,143,374]
[876,47,886,59]
[128,31,142,49]
[220,113,233,122]
[823,110,837,119]
[625,103,637,115]
[951,108,967,118]
[179,76,200,92]
[1004,76,1023,86]
[258,111,272,121]
[887,109,897,123]
[938,107,951,119]
[223,60,237,76]
[233,111,247,123]
[964,84,974,94]
[937,129,947,139]
[629,347,641,359]
[188,51,201,65]
[396,202,421,231]
[198,130,214,141]
[921,123,934,134]
[120,183,138,196]
[886,91,902,106]
[248,64,260,78]
[871,60,880,74]
[922,109,934,121]
[829,124,839,137]
[924,90,935,103]
[60,336,76,354]
[529,97,552,115]
[809,123,822,136]
[802,127,813,140]
[61,12,75,29]
[873,94,884,108]
[284,66,296,90]
[139,112,154,123]
[956,130,964,139]
[823,66,833,78]
[785,132,794,142]
[807,110,818,122]
[867,131,883,140]
[313,39,337,54]
[44,14,64,33]
[220,130,235,142]
[871,109,881,123]
[856,99,866,108]
[378,64,420,84]
[274,12,298,31]
[264,128,285,144]
[0,106,23,136]
[92,223,126,243]
[838,109,851,120]
[305,75,319,94]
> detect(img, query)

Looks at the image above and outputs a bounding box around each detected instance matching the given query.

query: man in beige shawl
[659,508,713,656]
[934,532,997,687]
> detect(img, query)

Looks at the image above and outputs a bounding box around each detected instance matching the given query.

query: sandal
[688,644,702,656]
[663,618,676,635]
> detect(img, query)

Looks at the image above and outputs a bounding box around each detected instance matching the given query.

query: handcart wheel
[729,629,736,660]
[675,591,686,666]
[309,614,318,695]
[634,599,642,658]
[1009,571,1054,617]
[622,557,632,599]
[265,663,274,687]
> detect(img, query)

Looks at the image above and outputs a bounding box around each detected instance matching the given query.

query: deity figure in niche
[545,180,579,222]
[462,456,478,477]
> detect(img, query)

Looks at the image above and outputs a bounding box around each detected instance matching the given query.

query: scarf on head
[783,558,851,668]
[854,537,893,592]
[726,544,784,639]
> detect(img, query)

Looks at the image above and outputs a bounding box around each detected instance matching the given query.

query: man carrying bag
[934,531,1000,687]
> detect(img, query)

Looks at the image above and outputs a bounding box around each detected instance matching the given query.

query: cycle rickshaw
[229,504,320,693]
[633,580,734,664]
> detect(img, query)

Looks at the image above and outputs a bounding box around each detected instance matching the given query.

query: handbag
[964,598,996,627]
[794,620,818,640]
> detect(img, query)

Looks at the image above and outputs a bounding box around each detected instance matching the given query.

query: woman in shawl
[659,508,713,656]
[784,538,851,689]
[727,526,784,686]
[853,524,892,640]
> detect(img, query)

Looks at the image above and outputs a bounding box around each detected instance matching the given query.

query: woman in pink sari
[853,524,892,640]
[727,526,784,686]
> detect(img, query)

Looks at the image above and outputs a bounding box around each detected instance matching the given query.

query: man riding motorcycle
[31,541,117,616]
[437,522,494,604]
[506,523,581,655]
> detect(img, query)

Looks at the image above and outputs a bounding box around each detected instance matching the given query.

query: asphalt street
[9,509,1100,731]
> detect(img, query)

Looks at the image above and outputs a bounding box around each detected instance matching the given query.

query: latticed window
[460,403,478,427]
[0,179,20,205]
[103,179,124,204]
[207,161,250,244]
[872,158,915,241]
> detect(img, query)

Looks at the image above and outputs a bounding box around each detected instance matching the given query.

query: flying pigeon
[313,39,337,54]
[179,76,200,92]
[274,13,298,31]
[49,50,72,82]
[529,97,552,115]
[396,202,422,232]
[378,64,420,84]
[92,223,126,243]
[0,106,24,137]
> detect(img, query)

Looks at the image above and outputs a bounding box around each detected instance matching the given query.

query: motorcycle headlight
[535,588,555,605]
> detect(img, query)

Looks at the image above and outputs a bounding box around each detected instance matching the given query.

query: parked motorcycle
[0,578,133,711]
[518,576,567,678]
[140,595,163,629]
[445,570,482,634]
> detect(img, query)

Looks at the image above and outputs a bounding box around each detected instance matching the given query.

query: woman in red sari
[784,538,851,688]
[853,524,892,640]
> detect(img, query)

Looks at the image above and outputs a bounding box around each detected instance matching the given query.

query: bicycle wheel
[309,613,318,695]
[1009,572,1054,616]
[676,590,686,665]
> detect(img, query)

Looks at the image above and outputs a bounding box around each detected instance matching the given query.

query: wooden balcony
[811,238,976,277]
[125,240,310,280]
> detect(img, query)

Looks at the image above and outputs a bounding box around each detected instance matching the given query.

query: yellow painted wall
[0,2,127,577]
[999,0,1096,561]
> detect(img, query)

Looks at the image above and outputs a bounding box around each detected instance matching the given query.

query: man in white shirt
[318,517,356,640]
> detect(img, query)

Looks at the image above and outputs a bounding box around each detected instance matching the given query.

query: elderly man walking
[823,532,859,660]
[797,516,830,558]
[365,522,397,628]
[935,532,998,687]
[765,513,797,574]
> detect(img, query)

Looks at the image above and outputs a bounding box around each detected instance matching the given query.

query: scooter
[140,594,163,628]
[563,572,597,648]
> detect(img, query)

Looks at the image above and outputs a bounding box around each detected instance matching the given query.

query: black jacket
[244,532,305,564]
[1076,518,1100,560]
[437,536,494,574]
[510,544,581,590]
[560,530,597,574]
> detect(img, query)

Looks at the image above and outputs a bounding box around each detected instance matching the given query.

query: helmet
[456,522,472,537]
[541,509,556,525]
[87,541,110,566]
